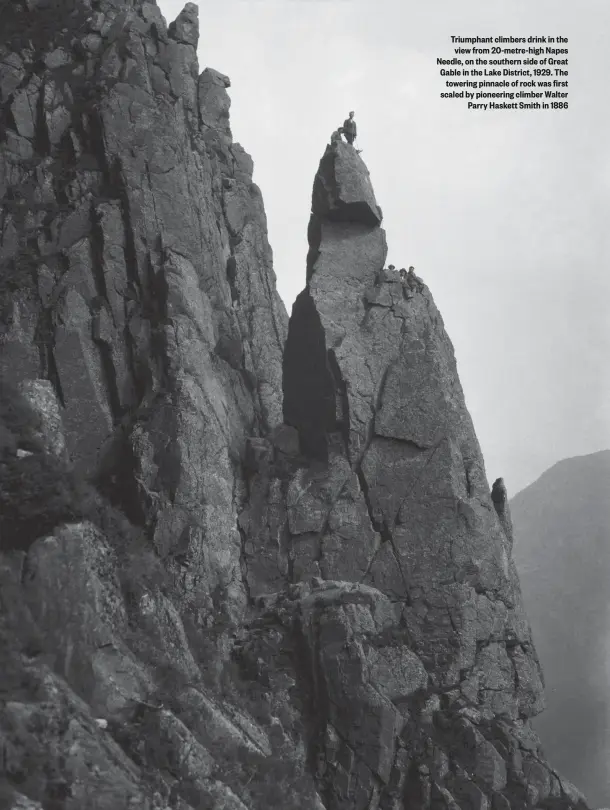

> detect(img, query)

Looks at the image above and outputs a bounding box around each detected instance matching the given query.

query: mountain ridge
[0,2,596,808]
[512,449,610,807]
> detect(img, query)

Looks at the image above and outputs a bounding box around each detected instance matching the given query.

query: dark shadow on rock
[283,290,335,462]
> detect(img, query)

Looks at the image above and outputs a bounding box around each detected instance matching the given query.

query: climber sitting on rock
[330,126,345,144]
[343,111,357,146]
[398,266,425,299]
[407,266,424,292]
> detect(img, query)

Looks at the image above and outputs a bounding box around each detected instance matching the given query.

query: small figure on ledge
[343,110,357,145]
[407,266,424,292]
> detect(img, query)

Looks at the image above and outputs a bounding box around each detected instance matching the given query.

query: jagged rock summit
[276,138,591,809]
[0,3,594,809]
[312,139,382,228]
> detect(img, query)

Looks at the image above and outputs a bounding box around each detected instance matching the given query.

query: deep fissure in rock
[283,289,335,462]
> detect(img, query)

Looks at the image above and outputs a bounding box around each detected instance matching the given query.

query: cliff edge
[244,138,587,810]
[0,3,592,810]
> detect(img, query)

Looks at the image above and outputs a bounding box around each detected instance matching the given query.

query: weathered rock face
[0,0,287,631]
[0,4,593,809]
[0,1,294,807]
[311,141,382,229]
[269,137,589,809]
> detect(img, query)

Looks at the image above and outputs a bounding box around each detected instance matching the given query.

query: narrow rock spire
[274,139,584,810]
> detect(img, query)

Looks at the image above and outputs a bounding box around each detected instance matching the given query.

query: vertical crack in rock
[327,347,350,455]
[1,6,290,796]
[356,464,411,601]
[0,5,594,810]
[283,289,335,461]
[277,133,589,810]
[45,335,65,407]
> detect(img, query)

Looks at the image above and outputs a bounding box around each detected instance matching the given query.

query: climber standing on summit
[343,111,357,146]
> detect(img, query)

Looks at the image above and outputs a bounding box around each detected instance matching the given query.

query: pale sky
[159,0,610,495]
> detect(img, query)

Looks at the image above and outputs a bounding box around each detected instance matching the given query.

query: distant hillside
[512,450,610,808]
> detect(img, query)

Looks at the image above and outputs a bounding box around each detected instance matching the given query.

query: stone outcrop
[0,0,287,631]
[0,3,593,809]
[311,141,382,229]
[0,1,293,807]
[240,137,588,810]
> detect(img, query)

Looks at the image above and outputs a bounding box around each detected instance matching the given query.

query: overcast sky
[159,0,610,496]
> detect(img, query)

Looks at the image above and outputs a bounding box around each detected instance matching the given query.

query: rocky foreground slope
[0,1,593,808]
[512,451,610,808]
